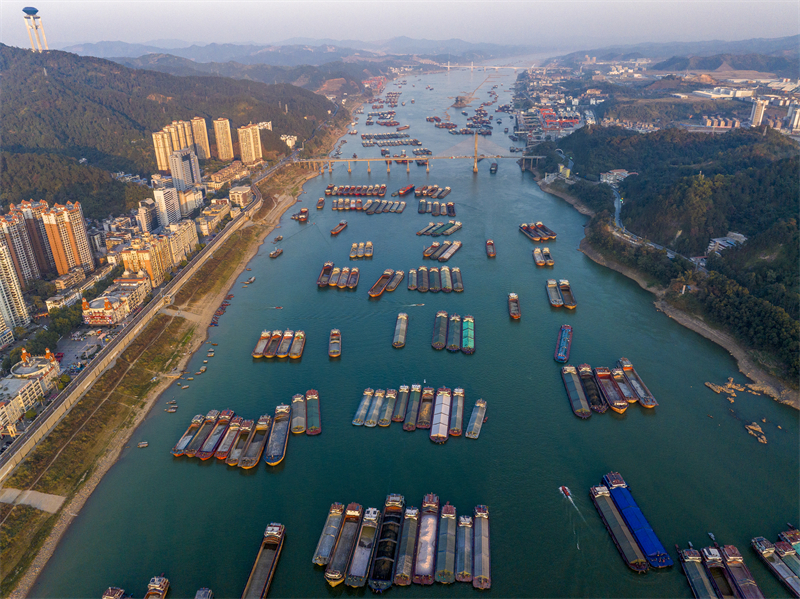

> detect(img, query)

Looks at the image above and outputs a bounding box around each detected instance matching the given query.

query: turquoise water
[32,63,798,598]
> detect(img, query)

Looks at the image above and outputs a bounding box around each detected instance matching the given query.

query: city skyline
[1,1,797,53]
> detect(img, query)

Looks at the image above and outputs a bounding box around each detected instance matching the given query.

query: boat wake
[560,487,586,522]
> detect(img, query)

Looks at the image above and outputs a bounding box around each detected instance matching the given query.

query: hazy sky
[2,0,798,50]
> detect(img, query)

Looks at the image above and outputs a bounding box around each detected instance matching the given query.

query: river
[32,59,798,598]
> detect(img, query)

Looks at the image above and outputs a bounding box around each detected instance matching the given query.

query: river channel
[33,60,798,598]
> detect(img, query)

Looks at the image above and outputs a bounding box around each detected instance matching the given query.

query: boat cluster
[560,358,658,418]
[409,265,464,293]
[318,262,361,288]
[546,279,577,308]
[252,329,306,359]
[368,269,406,297]
[326,183,387,196]
[419,199,457,216]
[747,528,800,597]
[519,222,557,242]
[415,185,452,200]
[332,198,407,214]
[362,138,423,147]
[352,386,486,441]
[209,294,234,327]
[422,240,463,263]
[431,311,475,353]
[170,397,319,468]
[312,494,491,590]
[532,247,554,266]
[417,219,460,236]
[349,242,373,259]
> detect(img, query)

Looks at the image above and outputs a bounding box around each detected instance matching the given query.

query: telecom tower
[23,7,49,52]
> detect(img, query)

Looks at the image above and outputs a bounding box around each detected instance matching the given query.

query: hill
[651,53,800,78]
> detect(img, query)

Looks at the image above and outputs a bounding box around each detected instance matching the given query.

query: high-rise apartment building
[136,199,157,233]
[164,220,199,265]
[191,117,211,160]
[238,124,262,165]
[0,237,31,329]
[168,148,201,192]
[178,189,204,217]
[153,188,181,228]
[165,120,194,151]
[750,99,768,127]
[41,202,95,276]
[213,118,234,161]
[120,235,172,288]
[0,213,40,289]
[10,200,55,274]
[152,130,174,172]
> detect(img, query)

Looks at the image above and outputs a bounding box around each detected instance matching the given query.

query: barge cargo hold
[751,537,800,596]
[394,508,420,586]
[430,387,452,444]
[313,503,345,566]
[618,357,658,408]
[473,505,491,589]
[276,330,294,359]
[579,364,608,413]
[184,410,219,458]
[408,269,418,291]
[508,293,521,319]
[456,515,474,582]
[590,486,649,572]
[290,394,306,434]
[559,279,577,309]
[393,385,410,422]
[432,310,448,350]
[264,407,289,465]
[417,387,435,429]
[436,503,457,583]
[368,494,405,592]
[240,414,272,469]
[446,314,462,351]
[393,313,408,348]
[378,389,397,427]
[554,324,572,363]
[440,265,453,293]
[452,267,464,292]
[225,419,253,466]
[346,507,381,587]
[461,315,475,354]
[428,267,442,293]
[465,399,487,439]
[414,494,440,585]
[305,390,321,435]
[485,240,496,258]
[241,523,284,599]
[594,367,628,414]
[365,389,386,428]
[417,266,429,292]
[369,269,395,298]
[196,409,234,460]
[403,385,422,431]
[603,472,673,568]
[288,331,306,359]
[612,368,638,403]
[252,330,270,358]
[352,388,374,426]
[325,504,363,587]
[561,366,592,419]
[317,262,334,287]
[449,388,465,436]
[702,545,739,598]
[720,544,765,598]
[677,545,717,598]
[172,414,204,457]
[215,416,242,460]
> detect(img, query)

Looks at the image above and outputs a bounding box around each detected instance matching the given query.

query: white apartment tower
[152,130,174,172]
[750,99,768,128]
[238,124,262,165]
[168,148,201,192]
[0,213,40,290]
[191,117,211,160]
[213,118,234,161]
[153,188,181,228]
[0,237,31,328]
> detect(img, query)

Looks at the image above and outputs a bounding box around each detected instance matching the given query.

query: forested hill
[651,54,800,79]
[0,43,343,174]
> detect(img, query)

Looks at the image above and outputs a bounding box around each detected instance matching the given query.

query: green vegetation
[547,179,615,214]
[651,54,800,79]
[595,97,751,125]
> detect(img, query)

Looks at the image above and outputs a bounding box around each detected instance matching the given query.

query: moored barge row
[346,507,381,587]
[751,537,800,596]
[590,486,649,572]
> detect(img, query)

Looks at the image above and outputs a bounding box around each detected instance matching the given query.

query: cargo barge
[403,385,422,431]
[751,537,800,596]
[554,324,572,363]
[368,494,405,592]
[215,416,242,460]
[775,541,800,580]
[508,293,521,319]
[612,368,638,403]
[561,366,592,419]
[240,414,271,469]
[288,331,306,359]
[542,247,555,266]
[417,266,429,292]
[720,544,765,598]
[365,242,373,257]
[579,364,608,413]
[676,544,717,598]
[347,268,359,289]
[313,503,345,566]
[465,399,487,439]
[452,267,464,292]
[365,389,386,428]
[378,389,397,427]
[242,523,284,599]
[486,240,496,257]
[473,505,491,589]
[290,394,306,434]
[417,387,435,429]
[393,313,408,348]
[385,270,405,292]
[263,330,282,359]
[346,507,381,587]
[429,267,442,292]
[196,409,233,460]
[305,389,321,435]
[440,265,453,292]
[603,472,673,568]
[317,262,334,287]
[328,267,341,287]
[414,494,440,585]
[533,247,545,266]
[461,315,475,354]
[337,268,350,289]
[393,385,410,422]
[172,414,204,457]
[430,387,452,444]
[546,279,564,307]
[432,310,448,350]
[446,314,462,351]
[408,269,418,290]
[456,515,474,582]
[394,507,420,586]
[369,269,395,298]
[701,545,740,598]
[438,240,462,261]
[594,368,628,414]
[252,331,270,358]
[436,503,457,583]
[590,486,649,572]
[184,410,219,458]
[276,330,294,359]
[225,419,253,466]
[325,503,363,587]
[617,357,658,408]
[353,388,374,426]
[328,329,341,358]
[559,280,577,309]
[449,388,464,436]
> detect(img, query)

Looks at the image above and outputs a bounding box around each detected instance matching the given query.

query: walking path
[0,489,65,514]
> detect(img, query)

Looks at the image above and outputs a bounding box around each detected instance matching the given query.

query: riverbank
[538,180,596,217]
[578,237,799,409]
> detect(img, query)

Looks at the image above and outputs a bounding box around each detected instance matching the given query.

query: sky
[2,0,798,51]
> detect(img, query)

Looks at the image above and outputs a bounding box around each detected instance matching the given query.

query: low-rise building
[195,203,230,237]
[229,186,253,207]
[81,274,150,326]
[0,348,61,435]
[45,290,82,312]
[0,327,12,350]
[53,267,86,291]
[207,161,250,191]
[164,220,199,265]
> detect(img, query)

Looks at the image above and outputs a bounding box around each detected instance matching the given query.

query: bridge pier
[387,161,391,173]
[426,161,430,173]
[406,161,410,173]
[347,161,351,174]
[367,161,371,174]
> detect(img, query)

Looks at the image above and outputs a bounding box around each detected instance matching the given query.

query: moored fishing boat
[603,472,673,568]
[346,507,382,588]
[461,316,475,354]
[542,247,555,266]
[337,267,351,289]
[508,293,521,319]
[486,240,496,258]
[456,515,474,582]
[561,366,592,419]
[559,279,577,308]
[196,409,234,460]
[449,388,465,436]
[378,389,397,427]
[429,267,442,292]
[365,389,385,428]
[276,330,294,359]
[430,387,452,444]
[446,314,461,351]
[225,419,253,466]
[215,415,242,460]
[702,545,739,598]
[313,503,345,566]
[440,266,453,292]
[677,544,717,598]
[328,329,341,357]
[617,357,658,407]
[368,269,394,298]
[264,405,290,466]
[393,313,408,348]
[368,494,405,592]
[252,330,270,358]
[291,394,306,434]
[263,330,282,359]
[594,367,628,414]
[172,414,204,457]
[317,262,334,286]
[305,390,321,435]
[393,385,410,422]
[417,387,435,429]
[239,414,272,469]
[325,504,363,587]
[590,486,649,572]
[408,268,418,290]
[347,267,360,289]
[184,410,219,458]
[579,364,608,413]
[533,247,546,266]
[554,324,572,362]
[414,494,440,585]
[417,266,429,292]
[451,267,464,292]
[751,537,800,596]
[612,368,638,403]
[546,279,564,307]
[436,503,457,583]
[473,505,491,589]
[465,399,487,439]
[242,523,284,599]
[431,310,448,350]
[385,270,404,292]
[288,331,306,359]
[353,388,374,426]
[404,385,422,431]
[394,507,420,586]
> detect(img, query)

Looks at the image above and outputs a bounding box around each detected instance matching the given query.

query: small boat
[331,220,348,235]
[137,441,148,448]
[560,486,571,498]
[328,267,341,287]
[533,247,545,266]
[313,503,345,566]
[368,269,394,298]
[328,329,342,357]
[676,544,718,598]
[347,267,360,289]
[473,505,491,589]
[245,276,256,284]
[239,414,271,469]
[465,399,487,439]
[456,516,474,583]
[264,405,290,466]
[364,241,374,258]
[273,236,283,243]
[305,389,321,435]
[225,419,253,466]
[394,507,420,586]
[276,330,294,359]
[590,485,649,572]
[559,279,577,308]
[288,331,306,359]
[430,387,452,444]
[326,503,364,586]
[291,393,306,434]
[617,357,658,408]
[403,385,422,431]
[435,503,457,583]
[368,494,405,592]
[542,247,555,266]
[554,324,572,362]
[561,366,592,419]
[143,576,169,599]
[214,416,242,460]
[346,507,382,587]
[408,268,418,291]
[446,314,461,351]
[579,364,608,413]
[508,293,521,319]
[594,367,628,414]
[417,266,429,292]
[241,523,284,599]
[317,262,334,287]
[393,313,408,348]
[269,248,282,258]
[486,240,496,258]
[393,385,410,422]
[385,270,404,292]
[263,330,282,358]
[413,494,440,585]
[337,267,350,289]
[431,310,448,350]
[546,279,564,307]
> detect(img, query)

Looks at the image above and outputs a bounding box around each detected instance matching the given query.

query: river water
[33,61,798,598]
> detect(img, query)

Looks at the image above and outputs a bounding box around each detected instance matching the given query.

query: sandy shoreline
[537,180,596,217]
